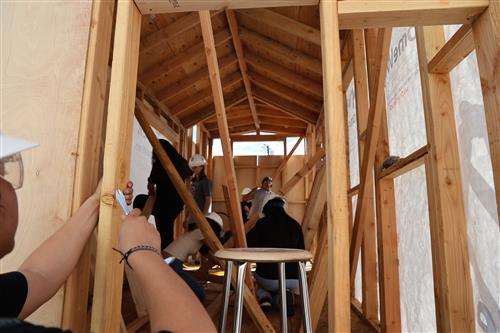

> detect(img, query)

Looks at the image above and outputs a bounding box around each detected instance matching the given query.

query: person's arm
[17,181,134,319]
[120,210,216,333]
[241,186,258,202]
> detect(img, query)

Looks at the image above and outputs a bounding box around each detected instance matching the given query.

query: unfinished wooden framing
[49,0,499,331]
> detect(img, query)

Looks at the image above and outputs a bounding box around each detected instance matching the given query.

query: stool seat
[215,248,312,263]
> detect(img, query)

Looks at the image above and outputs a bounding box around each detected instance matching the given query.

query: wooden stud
[319,1,351,330]
[136,99,180,143]
[226,9,260,130]
[472,0,500,226]
[62,1,115,331]
[271,136,304,181]
[365,28,402,333]
[301,165,326,249]
[90,1,141,331]
[416,25,474,332]
[428,23,474,74]
[349,28,392,283]
[351,28,378,321]
[237,8,321,45]
[278,148,325,195]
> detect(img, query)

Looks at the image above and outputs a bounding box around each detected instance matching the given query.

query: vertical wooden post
[198,10,247,248]
[365,28,402,333]
[90,1,141,332]
[416,25,474,332]
[207,137,214,179]
[472,1,500,225]
[62,1,115,331]
[319,1,351,331]
[351,28,378,322]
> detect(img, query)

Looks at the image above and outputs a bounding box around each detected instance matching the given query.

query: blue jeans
[255,274,299,302]
[170,259,205,302]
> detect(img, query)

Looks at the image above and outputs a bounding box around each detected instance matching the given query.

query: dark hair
[261,197,300,244]
[199,218,223,254]
[261,176,272,185]
[153,139,192,179]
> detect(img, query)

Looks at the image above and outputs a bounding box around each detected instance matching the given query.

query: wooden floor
[122,280,378,333]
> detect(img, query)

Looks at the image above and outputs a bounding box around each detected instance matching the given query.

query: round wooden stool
[215,248,313,333]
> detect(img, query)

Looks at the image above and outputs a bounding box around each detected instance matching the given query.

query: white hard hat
[260,193,288,217]
[206,212,223,229]
[0,134,38,160]
[241,187,252,196]
[189,154,207,168]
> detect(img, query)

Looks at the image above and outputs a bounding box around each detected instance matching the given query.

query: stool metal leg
[219,260,233,333]
[298,261,312,333]
[233,262,247,333]
[278,262,287,333]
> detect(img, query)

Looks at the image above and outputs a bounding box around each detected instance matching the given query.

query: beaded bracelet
[112,244,161,270]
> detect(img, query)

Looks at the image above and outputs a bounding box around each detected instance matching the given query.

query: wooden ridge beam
[136,99,180,143]
[62,0,115,331]
[320,2,351,330]
[472,1,500,226]
[416,25,474,333]
[249,71,323,112]
[428,23,475,74]
[301,164,327,250]
[226,9,260,130]
[90,1,141,331]
[181,91,247,127]
[278,147,325,195]
[271,136,304,181]
[171,71,242,115]
[246,52,323,99]
[253,88,318,124]
[349,28,392,283]
[156,53,238,103]
[237,8,321,45]
[239,28,323,75]
[140,29,232,84]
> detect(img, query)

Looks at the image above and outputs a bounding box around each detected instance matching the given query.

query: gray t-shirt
[187,176,212,224]
[248,188,273,220]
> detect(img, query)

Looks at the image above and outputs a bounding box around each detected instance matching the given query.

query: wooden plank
[351,28,377,322]
[472,0,500,226]
[180,91,247,127]
[253,88,318,124]
[61,1,115,331]
[249,72,323,112]
[170,71,242,115]
[349,28,392,283]
[237,8,320,45]
[156,53,238,103]
[428,23,474,74]
[278,148,325,195]
[416,25,474,333]
[377,145,428,180]
[136,99,180,143]
[140,29,232,84]
[239,28,323,76]
[90,1,141,331]
[231,134,287,142]
[246,52,323,99]
[271,136,304,181]
[337,0,488,29]
[226,9,260,130]
[137,81,183,129]
[134,0,318,14]
[301,165,326,250]
[320,1,353,330]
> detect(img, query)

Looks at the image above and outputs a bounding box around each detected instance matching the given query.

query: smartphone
[115,189,130,215]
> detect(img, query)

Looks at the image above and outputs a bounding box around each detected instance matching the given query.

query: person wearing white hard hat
[0,135,216,333]
[246,194,304,315]
[186,154,212,229]
[163,212,224,302]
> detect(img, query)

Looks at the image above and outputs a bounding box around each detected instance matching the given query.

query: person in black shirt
[186,154,212,230]
[133,139,192,250]
[246,194,305,314]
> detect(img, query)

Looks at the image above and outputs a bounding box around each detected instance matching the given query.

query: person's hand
[119,209,161,253]
[91,179,103,202]
[123,181,134,205]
